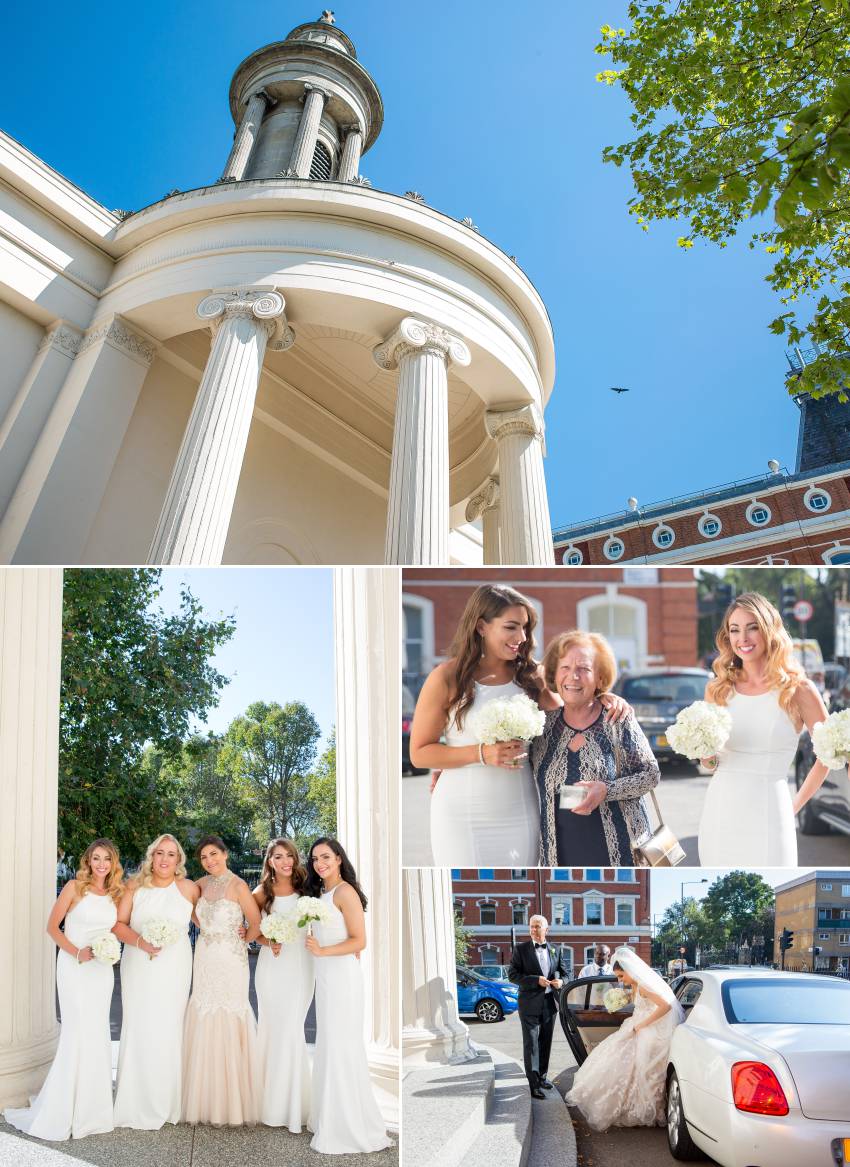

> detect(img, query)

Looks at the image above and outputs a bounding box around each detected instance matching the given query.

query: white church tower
[0,12,556,565]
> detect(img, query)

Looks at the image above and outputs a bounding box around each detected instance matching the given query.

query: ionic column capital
[373,318,471,372]
[465,475,500,523]
[246,87,276,110]
[484,403,545,444]
[341,122,363,138]
[303,82,332,103]
[197,287,293,349]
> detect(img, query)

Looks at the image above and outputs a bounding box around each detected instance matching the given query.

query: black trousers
[518,997,557,1088]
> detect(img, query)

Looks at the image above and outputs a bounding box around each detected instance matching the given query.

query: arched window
[309,140,333,180]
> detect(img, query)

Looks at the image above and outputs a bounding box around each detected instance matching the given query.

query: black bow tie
[534,943,547,950]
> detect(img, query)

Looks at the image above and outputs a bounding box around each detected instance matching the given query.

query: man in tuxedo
[508,914,571,1099]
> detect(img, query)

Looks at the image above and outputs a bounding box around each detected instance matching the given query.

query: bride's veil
[612,946,686,1022]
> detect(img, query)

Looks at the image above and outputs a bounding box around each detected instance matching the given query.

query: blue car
[456,966,519,1023]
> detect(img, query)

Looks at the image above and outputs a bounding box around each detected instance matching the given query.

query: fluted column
[466,475,501,564]
[337,124,363,182]
[334,567,400,1124]
[288,83,331,177]
[403,869,473,1065]
[148,287,294,565]
[0,568,63,1107]
[374,318,470,565]
[485,404,554,565]
[220,90,272,181]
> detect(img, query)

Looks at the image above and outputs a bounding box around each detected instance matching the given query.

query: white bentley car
[559,968,850,1167]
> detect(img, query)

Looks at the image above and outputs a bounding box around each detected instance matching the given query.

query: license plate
[653,734,668,749]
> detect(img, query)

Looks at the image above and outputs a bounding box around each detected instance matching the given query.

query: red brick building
[402,566,697,679]
[451,867,651,974]
[552,383,850,568]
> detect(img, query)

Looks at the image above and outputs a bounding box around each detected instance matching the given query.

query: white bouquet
[468,692,546,745]
[294,895,334,936]
[812,710,850,769]
[666,701,732,760]
[602,986,631,1013]
[260,911,297,951]
[91,931,121,965]
[140,917,181,960]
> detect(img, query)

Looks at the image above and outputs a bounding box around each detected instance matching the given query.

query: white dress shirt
[578,960,613,979]
[533,942,552,992]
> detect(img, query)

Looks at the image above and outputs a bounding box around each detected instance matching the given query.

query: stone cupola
[220,10,383,184]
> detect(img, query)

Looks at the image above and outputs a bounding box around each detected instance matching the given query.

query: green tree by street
[306,730,337,840]
[219,700,323,850]
[702,870,776,955]
[454,906,473,966]
[596,2,850,399]
[60,569,234,865]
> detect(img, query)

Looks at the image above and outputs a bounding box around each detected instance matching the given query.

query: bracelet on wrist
[478,742,486,765]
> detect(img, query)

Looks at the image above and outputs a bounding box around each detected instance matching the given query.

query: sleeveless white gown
[4,891,117,1140]
[698,690,801,865]
[255,892,314,1131]
[308,887,390,1155]
[567,988,680,1129]
[113,882,193,1129]
[430,679,540,864]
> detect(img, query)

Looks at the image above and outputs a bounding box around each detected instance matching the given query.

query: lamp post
[680,879,708,971]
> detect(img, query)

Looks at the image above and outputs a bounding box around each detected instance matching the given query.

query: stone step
[402,1049,495,1167]
[458,1045,532,1167]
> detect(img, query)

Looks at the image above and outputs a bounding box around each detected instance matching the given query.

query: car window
[723,978,850,1024]
[621,674,706,702]
[676,979,703,1008]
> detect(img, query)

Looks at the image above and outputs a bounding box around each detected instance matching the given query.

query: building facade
[402,566,698,680]
[773,869,850,973]
[451,867,651,973]
[0,13,556,567]
[553,380,850,567]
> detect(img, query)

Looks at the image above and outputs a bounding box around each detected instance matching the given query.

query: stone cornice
[78,317,157,366]
[373,317,471,371]
[37,322,84,358]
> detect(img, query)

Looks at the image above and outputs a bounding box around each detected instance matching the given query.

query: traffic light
[779,928,794,951]
[780,584,797,620]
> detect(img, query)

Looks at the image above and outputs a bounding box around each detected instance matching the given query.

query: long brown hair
[448,585,541,729]
[75,837,124,904]
[706,591,804,712]
[258,838,307,914]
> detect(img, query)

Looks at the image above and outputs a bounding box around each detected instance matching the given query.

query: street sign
[628,936,639,943]
[793,599,814,622]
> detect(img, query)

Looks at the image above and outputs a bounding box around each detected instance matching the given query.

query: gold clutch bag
[632,790,686,868]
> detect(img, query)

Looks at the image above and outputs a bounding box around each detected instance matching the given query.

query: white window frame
[840,933,850,946]
[479,901,497,925]
[584,892,604,927]
[511,900,529,925]
[819,932,830,940]
[698,512,723,539]
[651,523,675,549]
[821,883,833,891]
[576,592,649,671]
[843,885,850,897]
[561,545,584,566]
[402,592,435,675]
[803,486,832,513]
[615,899,635,927]
[746,500,772,527]
[552,898,572,926]
[478,944,501,963]
[822,546,850,565]
[603,536,625,561]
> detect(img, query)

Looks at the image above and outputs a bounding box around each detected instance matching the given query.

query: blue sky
[2,1,804,529]
[650,868,811,927]
[153,567,335,745]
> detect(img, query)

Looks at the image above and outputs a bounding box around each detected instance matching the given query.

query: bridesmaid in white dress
[411,584,625,865]
[4,839,123,1140]
[698,592,830,865]
[305,838,391,1155]
[252,837,314,1131]
[182,835,261,1125]
[113,833,197,1130]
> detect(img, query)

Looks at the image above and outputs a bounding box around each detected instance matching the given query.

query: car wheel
[666,1070,701,1161]
[475,998,504,1023]
[795,765,830,834]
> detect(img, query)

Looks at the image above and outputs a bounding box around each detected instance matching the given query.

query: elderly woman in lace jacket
[530,631,660,866]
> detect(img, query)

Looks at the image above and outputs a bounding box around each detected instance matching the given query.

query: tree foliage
[597,1,850,398]
[454,906,474,966]
[653,870,775,965]
[59,569,234,865]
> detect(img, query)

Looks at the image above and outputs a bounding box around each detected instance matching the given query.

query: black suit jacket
[508,940,571,1016]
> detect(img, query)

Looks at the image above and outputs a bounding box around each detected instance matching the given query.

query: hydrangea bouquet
[666,701,732,761]
[140,917,181,960]
[91,931,121,965]
[294,895,334,937]
[812,710,850,769]
[602,986,631,1013]
[260,911,298,954]
[468,692,546,746]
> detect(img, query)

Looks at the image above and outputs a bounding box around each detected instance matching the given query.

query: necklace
[208,872,232,885]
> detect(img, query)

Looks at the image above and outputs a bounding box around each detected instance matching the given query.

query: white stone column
[403,868,473,1065]
[374,318,470,565]
[0,322,82,520]
[465,475,501,564]
[148,287,293,566]
[0,568,63,1107]
[337,124,363,182]
[334,567,400,1125]
[220,90,272,181]
[288,84,331,178]
[485,404,555,565]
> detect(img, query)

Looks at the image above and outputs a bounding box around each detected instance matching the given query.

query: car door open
[558,974,633,1065]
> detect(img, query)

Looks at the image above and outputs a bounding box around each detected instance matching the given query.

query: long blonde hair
[75,837,124,904]
[138,833,187,887]
[707,592,804,712]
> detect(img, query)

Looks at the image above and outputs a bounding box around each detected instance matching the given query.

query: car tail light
[731,1062,789,1116]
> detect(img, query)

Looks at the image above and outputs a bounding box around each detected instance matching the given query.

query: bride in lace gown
[182,836,262,1126]
[566,946,685,1130]
[697,593,831,866]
